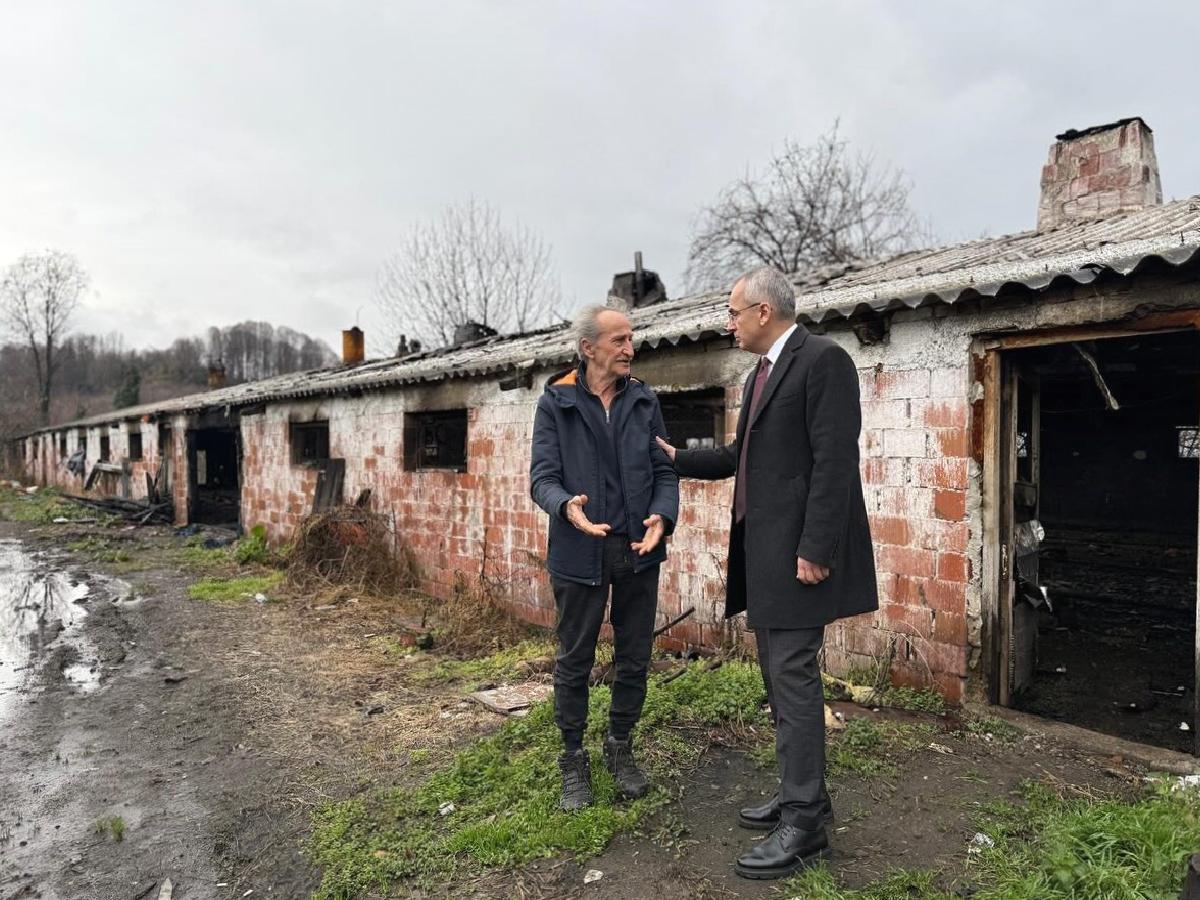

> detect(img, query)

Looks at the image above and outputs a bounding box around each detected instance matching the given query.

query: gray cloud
[2,1,1197,350]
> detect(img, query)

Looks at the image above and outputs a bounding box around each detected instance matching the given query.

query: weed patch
[306,660,767,898]
[965,714,1024,743]
[93,816,125,842]
[188,572,283,602]
[0,485,92,524]
[826,717,936,779]
[234,523,272,565]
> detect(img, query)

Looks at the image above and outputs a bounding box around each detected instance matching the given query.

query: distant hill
[0,321,339,437]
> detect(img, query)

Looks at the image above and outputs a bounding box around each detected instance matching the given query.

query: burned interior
[1000,330,1199,753]
[188,415,241,527]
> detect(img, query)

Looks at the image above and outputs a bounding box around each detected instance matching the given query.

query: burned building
[11,118,1200,755]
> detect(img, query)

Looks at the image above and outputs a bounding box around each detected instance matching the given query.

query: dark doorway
[999,331,1199,753]
[189,428,241,526]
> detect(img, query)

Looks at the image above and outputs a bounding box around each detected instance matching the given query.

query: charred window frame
[291,421,331,466]
[99,434,111,462]
[128,430,144,461]
[58,432,67,457]
[76,429,87,455]
[404,409,468,472]
[30,437,38,460]
[1178,426,1200,459]
[658,388,727,450]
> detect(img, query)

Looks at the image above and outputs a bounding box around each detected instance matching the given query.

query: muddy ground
[0,515,1161,900]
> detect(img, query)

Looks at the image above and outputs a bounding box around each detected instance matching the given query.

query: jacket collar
[740,324,811,432]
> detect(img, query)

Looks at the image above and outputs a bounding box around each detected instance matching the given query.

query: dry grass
[284,506,416,597]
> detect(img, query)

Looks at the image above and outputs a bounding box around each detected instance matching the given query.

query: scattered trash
[1171,775,1200,791]
[583,869,604,884]
[928,742,955,755]
[157,880,174,900]
[202,535,236,549]
[824,704,846,731]
[253,593,268,604]
[52,516,70,524]
[163,673,188,684]
[968,833,995,854]
[438,802,455,817]
[362,704,385,719]
[1182,722,1192,732]
[24,485,38,495]
[1054,665,1067,674]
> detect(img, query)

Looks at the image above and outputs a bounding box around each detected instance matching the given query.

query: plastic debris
[583,869,604,884]
[438,801,455,817]
[968,833,995,855]
[253,593,268,604]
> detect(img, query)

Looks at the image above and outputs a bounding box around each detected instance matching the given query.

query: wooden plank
[978,347,1004,706]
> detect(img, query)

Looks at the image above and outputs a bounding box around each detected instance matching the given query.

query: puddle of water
[0,539,104,718]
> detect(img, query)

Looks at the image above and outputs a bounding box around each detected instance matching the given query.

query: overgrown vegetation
[0,484,94,524]
[234,523,271,565]
[307,659,768,898]
[826,717,937,778]
[188,571,283,602]
[92,815,125,842]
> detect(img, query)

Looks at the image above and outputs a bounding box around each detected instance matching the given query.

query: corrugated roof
[24,195,1200,436]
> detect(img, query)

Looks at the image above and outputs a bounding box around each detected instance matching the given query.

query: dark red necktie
[734,357,771,523]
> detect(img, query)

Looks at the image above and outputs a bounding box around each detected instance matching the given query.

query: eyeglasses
[726,302,762,324]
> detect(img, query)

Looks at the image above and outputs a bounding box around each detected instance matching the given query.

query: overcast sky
[3,1,1198,354]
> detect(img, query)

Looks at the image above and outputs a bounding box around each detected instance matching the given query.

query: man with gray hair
[658,266,877,878]
[530,304,679,811]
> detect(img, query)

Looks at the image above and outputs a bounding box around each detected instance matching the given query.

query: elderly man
[657,266,878,879]
[530,304,679,811]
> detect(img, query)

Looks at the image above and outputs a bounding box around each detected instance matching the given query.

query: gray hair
[572,303,611,355]
[739,266,796,320]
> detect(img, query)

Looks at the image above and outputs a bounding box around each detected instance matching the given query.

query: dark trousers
[552,534,660,741]
[756,624,830,830]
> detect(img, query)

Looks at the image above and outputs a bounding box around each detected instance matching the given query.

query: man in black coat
[657,266,877,879]
[531,304,679,812]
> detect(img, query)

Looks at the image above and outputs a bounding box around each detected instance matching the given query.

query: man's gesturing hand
[631,514,665,556]
[796,557,830,585]
[654,435,677,462]
[565,494,611,537]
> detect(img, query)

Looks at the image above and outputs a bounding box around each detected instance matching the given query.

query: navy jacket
[530,363,680,586]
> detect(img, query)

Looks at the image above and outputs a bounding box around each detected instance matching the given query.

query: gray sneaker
[603,733,649,799]
[558,748,593,811]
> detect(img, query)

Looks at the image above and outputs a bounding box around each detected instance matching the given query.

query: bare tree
[684,124,928,293]
[375,198,561,350]
[1,250,88,424]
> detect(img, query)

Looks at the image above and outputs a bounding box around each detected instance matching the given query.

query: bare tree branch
[375,198,562,351]
[684,124,930,294]
[1,249,87,425]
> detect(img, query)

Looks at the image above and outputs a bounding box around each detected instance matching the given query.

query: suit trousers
[551,534,660,740]
[755,622,829,830]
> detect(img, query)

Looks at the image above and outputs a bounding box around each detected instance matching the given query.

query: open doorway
[994,329,1199,754]
[188,427,241,527]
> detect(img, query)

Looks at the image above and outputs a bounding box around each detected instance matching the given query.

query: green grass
[876,685,948,715]
[306,660,768,899]
[93,815,125,842]
[965,714,1025,743]
[0,485,94,524]
[826,717,937,778]
[187,572,283,602]
[411,638,557,685]
[783,780,1200,899]
[234,523,271,565]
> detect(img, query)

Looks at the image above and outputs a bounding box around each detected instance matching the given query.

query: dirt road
[0,521,317,900]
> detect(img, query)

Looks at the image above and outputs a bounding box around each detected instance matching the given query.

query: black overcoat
[674,326,878,629]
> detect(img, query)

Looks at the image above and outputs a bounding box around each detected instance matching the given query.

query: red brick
[932,672,964,705]
[869,515,911,546]
[875,546,936,578]
[933,428,970,458]
[923,579,967,614]
[933,490,966,521]
[912,458,968,490]
[884,603,934,638]
[933,611,968,645]
[875,369,930,400]
[925,642,968,677]
[915,399,969,429]
[937,552,971,583]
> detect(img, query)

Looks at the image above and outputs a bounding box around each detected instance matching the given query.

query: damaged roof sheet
[27,195,1200,434]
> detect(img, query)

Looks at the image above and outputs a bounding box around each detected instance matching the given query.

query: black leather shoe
[734,823,831,880]
[738,793,835,830]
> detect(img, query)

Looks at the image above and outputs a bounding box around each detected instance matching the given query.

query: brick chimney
[342,327,365,365]
[206,360,227,389]
[1037,117,1162,232]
